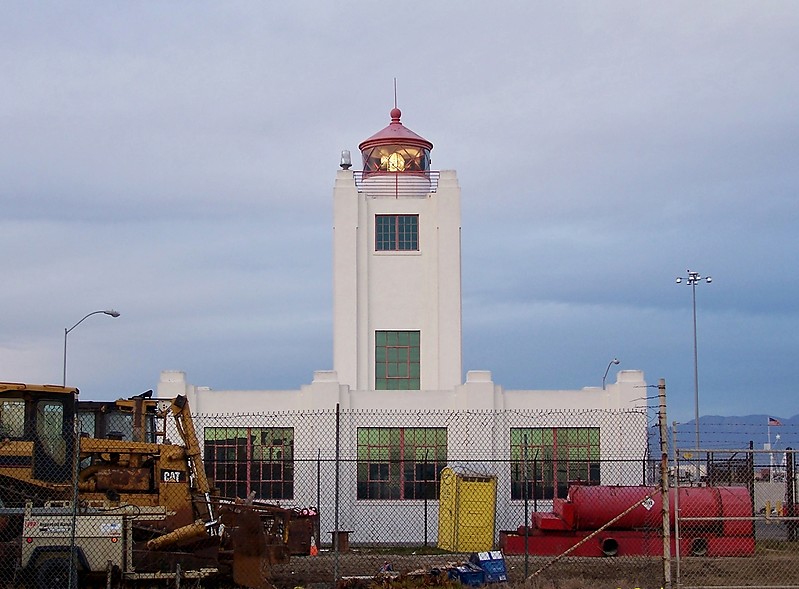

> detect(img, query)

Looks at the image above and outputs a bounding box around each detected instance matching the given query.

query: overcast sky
[2,2,797,423]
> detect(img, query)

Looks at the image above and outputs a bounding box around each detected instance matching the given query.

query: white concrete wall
[157,368,649,545]
[332,170,462,392]
[158,368,646,437]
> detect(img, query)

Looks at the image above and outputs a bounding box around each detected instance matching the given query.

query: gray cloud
[2,2,798,423]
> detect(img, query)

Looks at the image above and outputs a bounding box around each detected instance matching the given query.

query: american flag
[768,417,782,426]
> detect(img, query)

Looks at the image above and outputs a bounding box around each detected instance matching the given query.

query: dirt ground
[268,551,799,589]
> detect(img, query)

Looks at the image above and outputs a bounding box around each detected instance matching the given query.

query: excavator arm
[167,395,215,524]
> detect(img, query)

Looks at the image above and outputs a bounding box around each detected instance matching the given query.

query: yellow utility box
[437,466,497,552]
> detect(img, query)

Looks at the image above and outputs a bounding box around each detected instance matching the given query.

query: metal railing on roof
[353,171,439,197]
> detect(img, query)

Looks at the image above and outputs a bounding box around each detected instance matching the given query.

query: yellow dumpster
[437,466,497,552]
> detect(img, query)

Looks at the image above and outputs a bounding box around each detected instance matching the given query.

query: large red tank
[566,485,751,534]
[501,484,754,557]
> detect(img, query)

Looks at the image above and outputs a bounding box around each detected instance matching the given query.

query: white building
[157,107,648,543]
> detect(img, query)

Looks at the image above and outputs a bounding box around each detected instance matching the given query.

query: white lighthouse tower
[332,108,462,392]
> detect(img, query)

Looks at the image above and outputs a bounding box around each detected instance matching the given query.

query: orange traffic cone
[310,534,318,556]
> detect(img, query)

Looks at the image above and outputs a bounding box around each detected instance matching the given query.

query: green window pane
[376,215,419,251]
[356,427,447,500]
[510,429,521,445]
[589,429,600,445]
[375,330,420,391]
[509,427,600,501]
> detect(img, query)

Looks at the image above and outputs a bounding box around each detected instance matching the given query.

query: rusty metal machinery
[0,381,293,588]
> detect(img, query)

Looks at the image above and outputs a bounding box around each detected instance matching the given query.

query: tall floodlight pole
[675,270,711,450]
[63,309,121,386]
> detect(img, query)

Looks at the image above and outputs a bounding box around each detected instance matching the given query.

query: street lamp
[676,270,712,450]
[62,309,120,386]
[602,358,620,390]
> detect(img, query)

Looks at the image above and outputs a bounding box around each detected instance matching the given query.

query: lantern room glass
[361,144,431,173]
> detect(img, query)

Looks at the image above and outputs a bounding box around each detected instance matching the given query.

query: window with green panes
[510,427,600,500]
[357,427,447,500]
[375,330,420,390]
[376,215,418,251]
[204,427,294,500]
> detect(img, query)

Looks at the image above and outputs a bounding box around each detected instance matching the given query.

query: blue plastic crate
[469,551,508,583]
[449,563,486,587]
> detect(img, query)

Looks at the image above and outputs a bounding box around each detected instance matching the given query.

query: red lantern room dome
[358,108,433,173]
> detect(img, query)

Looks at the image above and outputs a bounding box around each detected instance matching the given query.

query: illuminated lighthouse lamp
[357,108,435,197]
[362,143,429,172]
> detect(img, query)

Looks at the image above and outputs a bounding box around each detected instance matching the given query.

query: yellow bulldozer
[0,381,292,588]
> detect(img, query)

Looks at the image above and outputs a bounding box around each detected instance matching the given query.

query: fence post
[424,448,429,547]
[334,403,341,582]
[672,421,681,585]
[69,410,81,589]
[747,440,755,524]
[523,435,529,578]
[658,378,672,589]
[787,447,796,542]
[317,448,321,549]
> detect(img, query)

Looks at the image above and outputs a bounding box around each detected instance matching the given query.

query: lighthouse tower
[333,108,462,391]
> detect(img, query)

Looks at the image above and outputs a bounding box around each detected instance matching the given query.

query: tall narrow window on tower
[375,330,420,390]
[376,215,419,251]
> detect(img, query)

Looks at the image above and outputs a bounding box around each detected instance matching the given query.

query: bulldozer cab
[77,391,160,444]
[0,383,77,489]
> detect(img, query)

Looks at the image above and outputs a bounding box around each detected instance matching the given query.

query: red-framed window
[357,427,447,500]
[376,215,418,251]
[204,426,294,500]
[510,427,600,500]
[375,330,420,390]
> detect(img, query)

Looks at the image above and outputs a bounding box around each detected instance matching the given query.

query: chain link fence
[672,420,799,589]
[0,385,797,589]
[150,404,659,588]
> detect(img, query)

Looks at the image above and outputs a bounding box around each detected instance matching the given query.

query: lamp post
[602,358,620,390]
[62,309,120,386]
[675,270,711,450]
